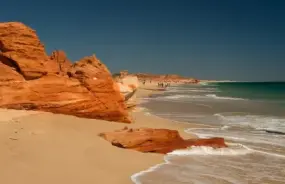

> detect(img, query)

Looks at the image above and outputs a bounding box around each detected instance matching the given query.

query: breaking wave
[169,143,253,156]
[155,94,246,101]
[214,113,285,134]
[205,94,246,100]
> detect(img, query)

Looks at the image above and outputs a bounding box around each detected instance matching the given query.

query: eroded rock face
[67,55,129,121]
[99,127,227,154]
[50,50,72,74]
[68,55,115,92]
[0,22,60,79]
[0,56,24,82]
[0,22,130,123]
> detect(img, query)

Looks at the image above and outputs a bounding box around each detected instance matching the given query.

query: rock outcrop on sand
[0,22,131,123]
[99,127,227,154]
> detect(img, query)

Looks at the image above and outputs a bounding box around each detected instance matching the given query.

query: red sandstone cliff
[0,22,131,123]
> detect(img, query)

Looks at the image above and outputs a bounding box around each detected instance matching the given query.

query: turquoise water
[133,82,285,184]
[207,82,285,102]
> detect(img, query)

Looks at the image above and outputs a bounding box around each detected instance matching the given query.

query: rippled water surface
[133,83,285,184]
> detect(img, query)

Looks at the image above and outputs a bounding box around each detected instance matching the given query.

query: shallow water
[133,83,285,184]
[133,152,285,184]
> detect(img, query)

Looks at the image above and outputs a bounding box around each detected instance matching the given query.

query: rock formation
[112,70,139,108]
[49,50,72,74]
[99,127,227,154]
[0,22,59,79]
[0,22,131,123]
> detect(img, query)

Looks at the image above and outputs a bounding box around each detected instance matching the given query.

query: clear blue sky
[1,0,285,81]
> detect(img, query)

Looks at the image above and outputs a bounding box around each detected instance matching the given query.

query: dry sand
[0,84,206,184]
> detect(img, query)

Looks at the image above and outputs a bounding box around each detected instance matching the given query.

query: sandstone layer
[99,127,227,154]
[0,22,130,123]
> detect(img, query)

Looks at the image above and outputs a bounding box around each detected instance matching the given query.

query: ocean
[133,82,285,184]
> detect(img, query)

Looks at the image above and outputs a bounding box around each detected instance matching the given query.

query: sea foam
[206,94,246,100]
[168,143,254,156]
[214,113,285,134]
[155,93,247,102]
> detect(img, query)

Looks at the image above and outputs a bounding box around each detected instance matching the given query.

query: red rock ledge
[99,127,227,154]
[0,22,130,123]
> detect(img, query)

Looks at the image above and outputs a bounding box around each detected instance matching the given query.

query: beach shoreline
[134,82,285,184]
[0,83,208,184]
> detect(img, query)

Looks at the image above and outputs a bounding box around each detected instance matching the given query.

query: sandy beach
[1,4,284,183]
[0,83,205,184]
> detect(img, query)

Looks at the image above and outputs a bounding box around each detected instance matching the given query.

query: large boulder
[99,127,227,154]
[0,22,131,123]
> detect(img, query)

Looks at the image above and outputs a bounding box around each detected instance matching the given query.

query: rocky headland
[0,22,130,123]
[0,21,227,184]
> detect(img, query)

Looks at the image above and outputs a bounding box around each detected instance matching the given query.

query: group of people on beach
[142,80,152,85]
[141,80,170,88]
[157,82,170,88]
